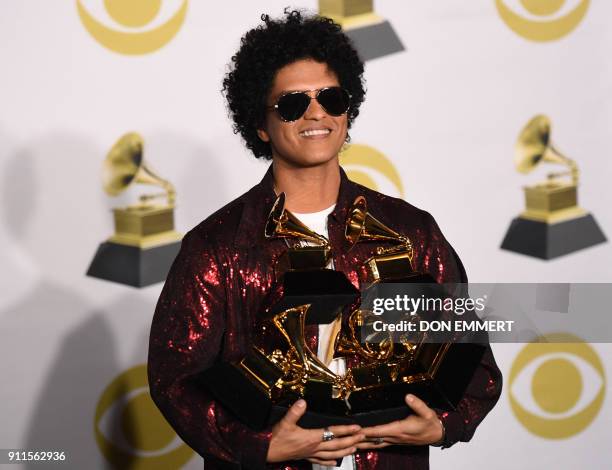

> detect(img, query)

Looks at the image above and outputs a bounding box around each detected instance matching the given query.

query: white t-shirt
[293,205,355,470]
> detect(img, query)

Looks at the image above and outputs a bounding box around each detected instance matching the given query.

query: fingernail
[296,399,306,407]
[407,394,414,402]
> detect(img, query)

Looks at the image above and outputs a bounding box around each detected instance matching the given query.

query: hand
[357,394,444,450]
[266,399,365,465]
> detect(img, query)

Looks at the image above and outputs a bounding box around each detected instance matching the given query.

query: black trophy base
[500,214,606,260]
[201,362,412,430]
[345,20,404,61]
[201,343,485,430]
[86,240,181,287]
[269,405,411,429]
[272,270,360,324]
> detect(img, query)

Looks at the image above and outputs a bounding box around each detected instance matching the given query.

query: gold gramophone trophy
[87,133,182,287]
[319,0,404,61]
[201,193,360,428]
[330,196,484,417]
[345,195,420,282]
[203,195,484,429]
[501,115,606,259]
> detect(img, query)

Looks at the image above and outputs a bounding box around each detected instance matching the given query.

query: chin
[275,148,340,168]
[298,152,339,167]
[302,142,344,166]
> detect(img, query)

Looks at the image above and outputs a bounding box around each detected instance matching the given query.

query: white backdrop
[1,1,610,469]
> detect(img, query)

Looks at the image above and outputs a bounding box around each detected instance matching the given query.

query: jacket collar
[235,164,360,249]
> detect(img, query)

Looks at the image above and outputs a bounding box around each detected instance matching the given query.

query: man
[148,10,502,470]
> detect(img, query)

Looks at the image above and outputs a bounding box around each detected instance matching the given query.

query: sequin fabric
[148,165,502,470]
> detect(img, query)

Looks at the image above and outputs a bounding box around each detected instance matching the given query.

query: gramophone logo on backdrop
[94,365,194,468]
[87,133,182,287]
[340,143,405,198]
[495,0,589,41]
[509,334,605,439]
[500,115,606,259]
[77,0,188,54]
[319,0,404,60]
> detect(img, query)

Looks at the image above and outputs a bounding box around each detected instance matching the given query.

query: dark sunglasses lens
[276,93,311,121]
[317,88,350,116]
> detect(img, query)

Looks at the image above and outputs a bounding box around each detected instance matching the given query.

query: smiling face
[257,59,349,168]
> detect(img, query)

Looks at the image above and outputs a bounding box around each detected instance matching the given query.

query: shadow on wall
[1,146,38,239]
[16,308,119,469]
[144,130,231,230]
[18,291,199,469]
[0,131,40,310]
[0,128,242,291]
[0,131,108,288]
[0,129,223,468]
[20,293,154,469]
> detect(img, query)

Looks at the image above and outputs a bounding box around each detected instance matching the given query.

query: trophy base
[201,343,485,429]
[201,362,413,429]
[272,270,360,324]
[269,404,411,428]
[500,213,606,260]
[86,240,181,287]
[345,19,404,61]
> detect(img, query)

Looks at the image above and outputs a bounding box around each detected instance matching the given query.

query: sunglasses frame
[267,86,352,122]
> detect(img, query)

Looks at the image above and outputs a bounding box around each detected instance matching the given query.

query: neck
[272,158,340,213]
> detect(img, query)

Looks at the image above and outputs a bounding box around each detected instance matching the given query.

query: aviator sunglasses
[267,87,351,122]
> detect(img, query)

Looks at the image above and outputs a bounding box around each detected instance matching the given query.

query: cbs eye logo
[495,0,589,41]
[509,333,605,439]
[77,0,188,55]
[94,364,194,469]
[340,143,405,198]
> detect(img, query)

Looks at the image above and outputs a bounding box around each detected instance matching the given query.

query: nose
[302,92,326,120]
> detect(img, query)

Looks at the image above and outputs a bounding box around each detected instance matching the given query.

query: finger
[307,425,361,449]
[327,423,362,437]
[280,399,307,427]
[356,441,392,450]
[361,421,403,438]
[360,436,408,447]
[405,394,436,420]
[364,416,427,438]
[308,458,341,466]
[318,433,365,451]
[313,446,356,460]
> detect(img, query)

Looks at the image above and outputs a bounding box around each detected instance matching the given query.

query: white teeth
[300,129,331,137]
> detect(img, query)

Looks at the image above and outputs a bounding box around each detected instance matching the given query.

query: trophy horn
[515,115,579,185]
[345,196,407,247]
[265,193,329,246]
[273,305,339,384]
[334,309,395,362]
[103,132,176,205]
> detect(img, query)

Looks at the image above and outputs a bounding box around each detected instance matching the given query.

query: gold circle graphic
[509,333,605,439]
[77,0,188,55]
[121,393,176,451]
[496,0,589,42]
[105,0,162,28]
[532,358,582,414]
[521,0,565,16]
[94,364,194,469]
[339,143,404,197]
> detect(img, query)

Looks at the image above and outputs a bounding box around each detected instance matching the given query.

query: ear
[257,128,270,142]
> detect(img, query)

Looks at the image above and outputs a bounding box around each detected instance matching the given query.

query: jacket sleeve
[420,213,503,448]
[147,230,272,469]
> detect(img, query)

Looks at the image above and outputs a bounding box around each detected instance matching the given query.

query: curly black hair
[222,9,366,159]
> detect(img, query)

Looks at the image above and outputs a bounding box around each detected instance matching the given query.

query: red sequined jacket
[148,165,502,470]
